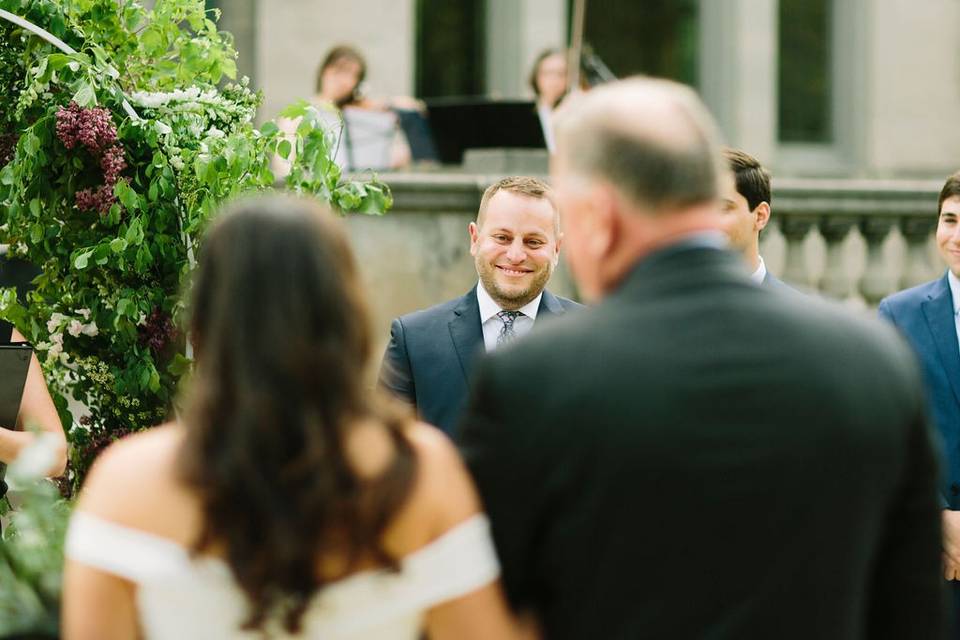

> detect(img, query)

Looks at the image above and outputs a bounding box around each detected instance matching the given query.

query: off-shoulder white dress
[66,511,500,639]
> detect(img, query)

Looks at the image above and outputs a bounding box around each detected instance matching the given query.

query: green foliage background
[0,0,392,492]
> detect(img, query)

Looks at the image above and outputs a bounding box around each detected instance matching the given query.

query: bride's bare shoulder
[75,423,198,536]
[399,422,484,536]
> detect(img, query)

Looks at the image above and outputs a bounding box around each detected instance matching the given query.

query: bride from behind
[62,195,537,639]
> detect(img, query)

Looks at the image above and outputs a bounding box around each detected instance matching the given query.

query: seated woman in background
[62,195,537,639]
[275,45,415,175]
[529,48,568,152]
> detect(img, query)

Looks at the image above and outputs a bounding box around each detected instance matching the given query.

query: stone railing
[771,178,942,304]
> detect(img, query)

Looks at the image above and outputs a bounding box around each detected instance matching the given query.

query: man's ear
[587,184,618,261]
[468,221,480,257]
[754,202,771,232]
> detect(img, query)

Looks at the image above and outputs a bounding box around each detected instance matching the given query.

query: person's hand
[942,510,960,567]
[945,553,960,581]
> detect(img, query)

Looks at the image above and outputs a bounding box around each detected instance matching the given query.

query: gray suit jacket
[379,286,580,435]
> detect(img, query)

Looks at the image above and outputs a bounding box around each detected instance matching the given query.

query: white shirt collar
[948,270,960,315]
[750,256,768,284]
[476,281,543,323]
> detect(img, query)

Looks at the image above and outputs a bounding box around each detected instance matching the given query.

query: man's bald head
[553,77,724,212]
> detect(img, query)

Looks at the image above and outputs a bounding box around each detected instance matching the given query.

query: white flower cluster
[40,309,98,365]
[130,87,215,109]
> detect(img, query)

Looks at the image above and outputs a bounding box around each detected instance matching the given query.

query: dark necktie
[497,310,522,347]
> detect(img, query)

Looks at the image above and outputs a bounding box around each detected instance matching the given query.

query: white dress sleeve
[65,510,191,582]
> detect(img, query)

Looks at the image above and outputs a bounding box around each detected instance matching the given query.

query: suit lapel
[537,289,565,319]
[922,275,960,407]
[448,287,484,382]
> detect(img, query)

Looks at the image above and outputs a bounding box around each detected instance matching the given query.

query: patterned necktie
[496,310,522,347]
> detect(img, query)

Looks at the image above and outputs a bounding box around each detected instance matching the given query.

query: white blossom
[170,156,185,171]
[81,322,99,337]
[46,313,66,334]
[76,308,91,320]
[67,320,83,337]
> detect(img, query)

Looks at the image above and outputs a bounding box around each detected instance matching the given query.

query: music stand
[425,98,547,165]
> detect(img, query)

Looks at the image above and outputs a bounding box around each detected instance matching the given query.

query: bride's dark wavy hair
[177,194,417,633]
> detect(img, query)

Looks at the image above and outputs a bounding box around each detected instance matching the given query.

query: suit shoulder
[394,293,471,331]
[880,277,941,312]
[557,295,583,311]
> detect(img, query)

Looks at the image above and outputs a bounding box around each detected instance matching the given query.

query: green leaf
[29,199,41,218]
[279,99,310,120]
[73,250,93,270]
[167,353,192,377]
[115,181,139,212]
[110,238,128,253]
[72,80,97,108]
[278,139,292,160]
[116,298,134,318]
[259,121,279,136]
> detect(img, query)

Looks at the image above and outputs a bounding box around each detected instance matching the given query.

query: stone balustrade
[771,178,942,304]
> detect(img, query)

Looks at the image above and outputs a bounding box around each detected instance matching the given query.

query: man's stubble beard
[477,258,554,310]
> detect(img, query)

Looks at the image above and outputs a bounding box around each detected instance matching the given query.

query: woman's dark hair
[178,194,416,633]
[315,44,367,105]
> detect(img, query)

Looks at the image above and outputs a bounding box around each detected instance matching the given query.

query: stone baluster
[818,216,857,299]
[780,215,817,289]
[858,217,896,305]
[899,216,938,290]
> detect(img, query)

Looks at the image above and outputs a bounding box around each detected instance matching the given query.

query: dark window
[572,0,698,87]
[778,0,833,143]
[415,0,486,98]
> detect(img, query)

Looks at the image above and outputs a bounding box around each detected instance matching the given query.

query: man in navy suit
[719,148,791,291]
[379,176,580,436]
[880,170,960,633]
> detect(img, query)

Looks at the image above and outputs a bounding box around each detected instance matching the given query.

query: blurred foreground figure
[880,170,960,636]
[458,77,945,639]
[62,195,537,639]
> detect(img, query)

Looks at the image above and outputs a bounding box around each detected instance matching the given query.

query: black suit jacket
[762,269,794,293]
[379,286,580,436]
[459,245,944,639]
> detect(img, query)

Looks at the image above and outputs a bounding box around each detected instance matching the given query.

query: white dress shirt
[476,281,542,352]
[947,270,960,355]
[750,256,768,284]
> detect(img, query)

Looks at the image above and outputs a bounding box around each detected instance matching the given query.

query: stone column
[858,217,896,305]
[900,216,937,289]
[818,216,857,299]
[698,0,777,162]
[780,215,817,288]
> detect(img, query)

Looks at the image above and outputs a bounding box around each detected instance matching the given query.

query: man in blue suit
[719,148,792,291]
[379,176,580,436]
[880,170,960,632]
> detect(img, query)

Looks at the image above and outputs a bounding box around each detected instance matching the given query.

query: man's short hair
[939,171,960,213]
[553,77,723,212]
[477,176,560,234]
[723,148,771,212]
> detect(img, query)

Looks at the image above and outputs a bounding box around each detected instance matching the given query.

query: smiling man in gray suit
[379,176,579,436]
